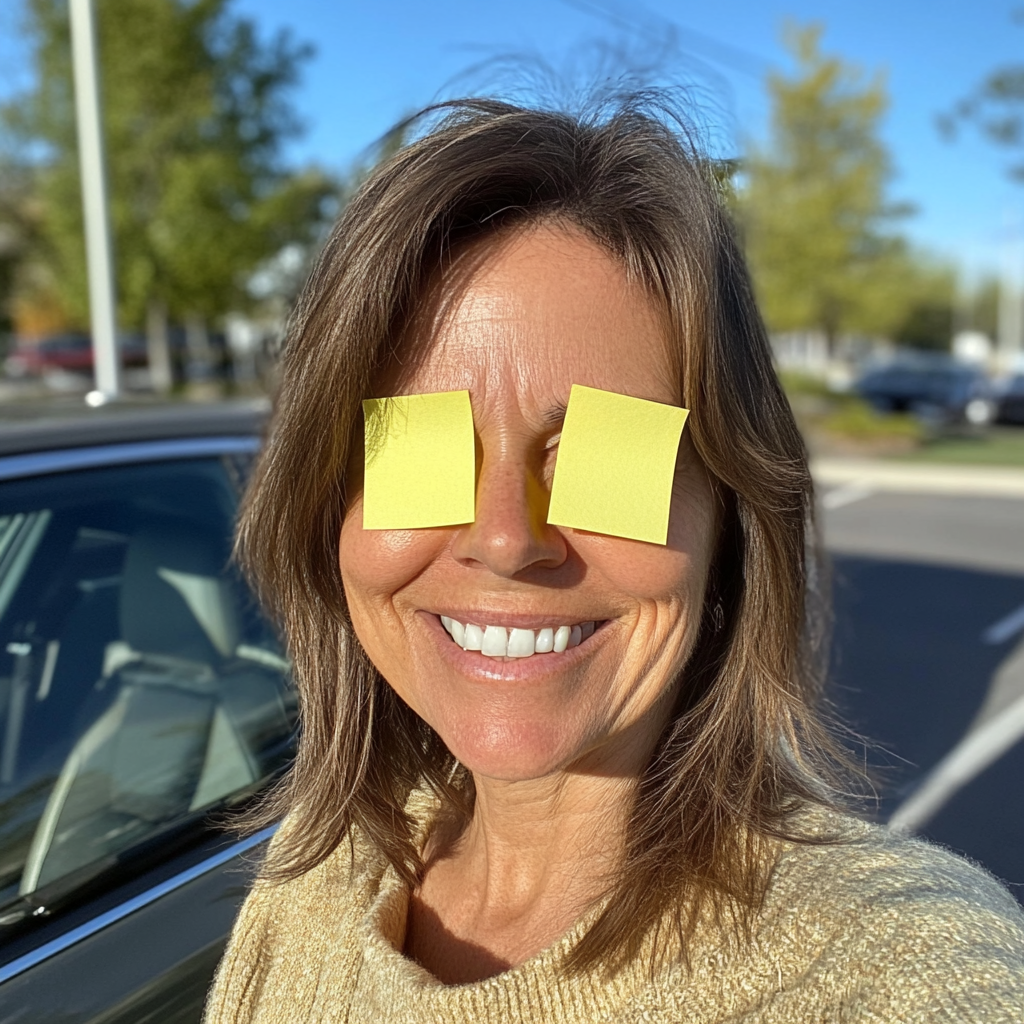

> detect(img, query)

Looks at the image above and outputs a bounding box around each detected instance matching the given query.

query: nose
[452,454,567,577]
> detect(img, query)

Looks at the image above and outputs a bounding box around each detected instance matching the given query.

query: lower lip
[419,613,609,683]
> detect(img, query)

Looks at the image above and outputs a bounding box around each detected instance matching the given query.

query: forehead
[387,224,679,415]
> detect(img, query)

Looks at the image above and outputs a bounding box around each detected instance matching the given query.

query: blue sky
[3,0,1023,277]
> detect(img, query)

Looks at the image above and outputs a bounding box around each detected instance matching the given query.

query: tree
[0,160,40,342]
[890,260,957,351]
[940,14,1024,181]
[738,24,914,353]
[2,0,338,389]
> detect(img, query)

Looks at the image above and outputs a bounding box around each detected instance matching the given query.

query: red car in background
[4,334,149,378]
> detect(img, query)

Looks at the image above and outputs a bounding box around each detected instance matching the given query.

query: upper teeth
[439,616,597,658]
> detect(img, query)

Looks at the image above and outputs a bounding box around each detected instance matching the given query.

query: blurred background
[1,0,1024,892]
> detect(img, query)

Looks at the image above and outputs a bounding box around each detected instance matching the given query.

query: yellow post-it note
[547,385,689,545]
[362,390,476,529]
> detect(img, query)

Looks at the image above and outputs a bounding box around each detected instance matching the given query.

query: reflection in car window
[0,457,295,918]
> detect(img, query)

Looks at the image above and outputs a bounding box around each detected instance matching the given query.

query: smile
[439,616,600,658]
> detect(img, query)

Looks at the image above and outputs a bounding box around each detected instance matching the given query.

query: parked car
[4,334,149,379]
[0,400,293,1023]
[995,373,1024,425]
[856,353,997,427]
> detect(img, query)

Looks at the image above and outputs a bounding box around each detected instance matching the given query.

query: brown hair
[236,96,848,975]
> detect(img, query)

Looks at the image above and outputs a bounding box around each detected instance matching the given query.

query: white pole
[69,0,120,400]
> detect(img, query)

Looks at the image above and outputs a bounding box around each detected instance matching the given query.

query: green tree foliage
[0,161,40,339]
[893,299,953,351]
[888,258,958,351]
[2,0,337,342]
[738,24,916,350]
[940,14,1024,181]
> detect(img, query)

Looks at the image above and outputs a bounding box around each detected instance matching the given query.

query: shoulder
[202,818,384,1023]
[253,813,389,931]
[758,806,1024,1020]
[774,806,1024,913]
[771,806,1024,925]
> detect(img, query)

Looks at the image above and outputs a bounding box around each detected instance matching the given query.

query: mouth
[437,614,606,660]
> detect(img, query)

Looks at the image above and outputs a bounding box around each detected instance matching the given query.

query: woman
[205,99,1024,1022]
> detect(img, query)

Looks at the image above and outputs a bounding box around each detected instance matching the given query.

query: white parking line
[811,459,1024,499]
[888,690,1024,834]
[982,603,1024,645]
[821,483,875,510]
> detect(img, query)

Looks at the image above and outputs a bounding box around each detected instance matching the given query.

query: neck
[406,769,637,983]
[456,771,632,912]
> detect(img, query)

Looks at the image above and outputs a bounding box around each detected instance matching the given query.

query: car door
[0,437,295,1023]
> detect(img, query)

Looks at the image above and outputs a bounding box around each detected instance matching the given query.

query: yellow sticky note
[547,385,689,545]
[362,390,476,529]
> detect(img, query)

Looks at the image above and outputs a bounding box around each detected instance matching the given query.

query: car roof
[0,399,269,459]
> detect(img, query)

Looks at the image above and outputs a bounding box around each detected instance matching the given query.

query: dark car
[856,354,996,427]
[995,373,1024,425]
[0,401,293,1023]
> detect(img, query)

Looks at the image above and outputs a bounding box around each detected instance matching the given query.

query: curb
[810,458,1024,499]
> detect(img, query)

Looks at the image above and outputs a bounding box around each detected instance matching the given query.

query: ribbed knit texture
[204,809,1024,1022]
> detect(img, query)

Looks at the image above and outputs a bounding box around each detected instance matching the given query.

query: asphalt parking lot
[819,475,1024,899]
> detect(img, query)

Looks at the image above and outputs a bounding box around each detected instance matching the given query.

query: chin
[442,711,590,782]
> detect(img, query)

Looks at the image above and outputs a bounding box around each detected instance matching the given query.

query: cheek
[580,537,706,612]
[338,500,444,618]
[580,485,716,607]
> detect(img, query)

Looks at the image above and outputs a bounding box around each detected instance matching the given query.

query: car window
[0,456,295,922]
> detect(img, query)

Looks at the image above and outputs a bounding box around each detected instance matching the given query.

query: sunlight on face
[339,223,717,783]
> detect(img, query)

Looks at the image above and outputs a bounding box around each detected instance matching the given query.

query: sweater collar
[347,857,665,1024]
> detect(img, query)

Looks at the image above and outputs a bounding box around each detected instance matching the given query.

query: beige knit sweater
[204,809,1024,1023]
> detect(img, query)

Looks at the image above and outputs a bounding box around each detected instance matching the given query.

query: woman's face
[339,224,717,783]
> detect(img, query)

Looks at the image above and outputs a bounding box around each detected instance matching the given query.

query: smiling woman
[203,98,1024,1022]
